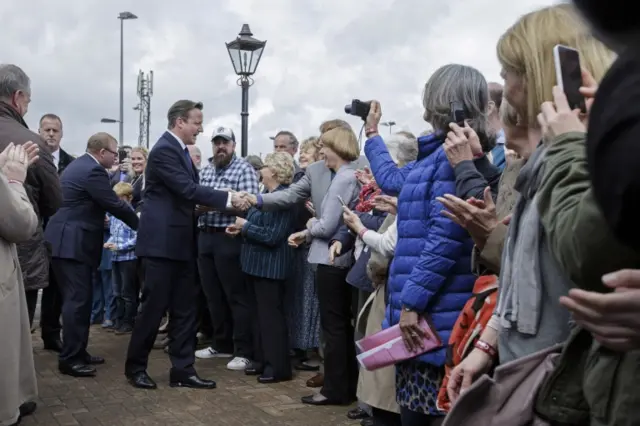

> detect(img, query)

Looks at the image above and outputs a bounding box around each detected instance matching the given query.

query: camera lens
[344,104,352,114]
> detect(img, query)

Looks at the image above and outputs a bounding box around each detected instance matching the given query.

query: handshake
[230,191,257,211]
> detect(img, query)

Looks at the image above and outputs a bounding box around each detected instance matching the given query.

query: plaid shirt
[106,210,137,262]
[198,155,260,228]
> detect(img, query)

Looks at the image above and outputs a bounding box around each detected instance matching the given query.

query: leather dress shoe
[43,339,62,353]
[300,393,344,406]
[360,418,375,426]
[257,375,292,384]
[84,355,105,365]
[306,373,324,388]
[294,362,320,372]
[59,362,96,377]
[127,371,157,389]
[169,374,216,389]
[347,407,370,420]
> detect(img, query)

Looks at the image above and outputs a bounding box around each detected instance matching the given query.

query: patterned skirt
[287,246,320,350]
[396,360,446,416]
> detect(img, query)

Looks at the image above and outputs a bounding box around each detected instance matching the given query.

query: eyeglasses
[103,147,118,155]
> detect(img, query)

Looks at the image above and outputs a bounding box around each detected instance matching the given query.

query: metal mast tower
[134,70,153,148]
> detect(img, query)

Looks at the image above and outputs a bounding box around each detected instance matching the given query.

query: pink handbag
[443,344,562,426]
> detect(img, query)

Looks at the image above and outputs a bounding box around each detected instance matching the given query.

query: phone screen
[118,149,127,163]
[554,45,586,113]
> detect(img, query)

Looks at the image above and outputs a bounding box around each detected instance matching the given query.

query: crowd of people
[2,0,640,425]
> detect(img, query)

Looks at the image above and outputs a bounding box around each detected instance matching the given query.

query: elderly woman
[364,64,490,425]
[338,131,419,426]
[0,143,40,426]
[299,136,323,168]
[288,136,322,369]
[288,126,362,406]
[226,152,298,383]
[445,3,614,408]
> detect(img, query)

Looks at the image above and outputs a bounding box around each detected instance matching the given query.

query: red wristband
[474,339,498,358]
[358,228,368,239]
[7,179,23,185]
[365,127,378,137]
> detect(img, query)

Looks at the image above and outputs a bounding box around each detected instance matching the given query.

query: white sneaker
[226,357,250,371]
[195,347,233,359]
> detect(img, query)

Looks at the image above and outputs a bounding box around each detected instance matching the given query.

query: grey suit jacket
[259,155,369,216]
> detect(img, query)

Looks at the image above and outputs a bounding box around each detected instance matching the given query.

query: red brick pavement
[25,326,359,426]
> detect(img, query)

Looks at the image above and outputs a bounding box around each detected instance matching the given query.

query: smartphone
[337,195,347,207]
[118,149,128,163]
[450,101,466,125]
[553,44,586,113]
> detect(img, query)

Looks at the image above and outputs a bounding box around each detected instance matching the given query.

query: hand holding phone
[553,44,586,113]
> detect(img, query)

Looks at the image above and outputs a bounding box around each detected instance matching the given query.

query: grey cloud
[2,0,550,159]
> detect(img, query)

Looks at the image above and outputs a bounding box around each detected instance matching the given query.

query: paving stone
[25,326,360,425]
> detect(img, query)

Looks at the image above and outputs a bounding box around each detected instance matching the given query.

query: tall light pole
[118,11,138,147]
[381,121,397,134]
[225,24,267,157]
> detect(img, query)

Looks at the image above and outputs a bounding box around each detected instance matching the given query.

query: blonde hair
[320,127,359,162]
[497,3,615,127]
[263,152,295,185]
[300,137,322,159]
[113,181,134,198]
[131,146,148,159]
[319,119,351,134]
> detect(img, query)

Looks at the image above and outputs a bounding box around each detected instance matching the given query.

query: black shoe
[19,401,37,417]
[348,407,371,420]
[115,324,133,335]
[84,354,105,365]
[126,371,157,389]
[294,362,320,372]
[300,394,345,406]
[43,339,62,353]
[257,375,292,384]
[58,362,96,377]
[169,373,216,389]
[360,418,375,426]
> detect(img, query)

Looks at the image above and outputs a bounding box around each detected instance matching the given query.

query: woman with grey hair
[362,64,480,425]
[226,152,298,383]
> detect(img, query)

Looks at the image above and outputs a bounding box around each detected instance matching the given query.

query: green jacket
[534,132,640,426]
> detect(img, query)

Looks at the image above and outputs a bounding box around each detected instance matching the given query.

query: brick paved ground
[25,326,360,426]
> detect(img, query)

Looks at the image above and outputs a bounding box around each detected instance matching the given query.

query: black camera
[344,99,371,121]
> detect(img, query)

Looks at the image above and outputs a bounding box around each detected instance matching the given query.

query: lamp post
[225,24,266,157]
[118,11,138,147]
[381,121,397,134]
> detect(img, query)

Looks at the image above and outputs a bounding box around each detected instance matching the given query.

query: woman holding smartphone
[287,126,362,406]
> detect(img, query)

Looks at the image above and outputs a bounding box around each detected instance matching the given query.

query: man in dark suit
[125,100,235,390]
[38,113,73,352]
[45,132,139,377]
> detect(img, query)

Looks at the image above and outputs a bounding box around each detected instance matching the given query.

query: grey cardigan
[307,165,361,268]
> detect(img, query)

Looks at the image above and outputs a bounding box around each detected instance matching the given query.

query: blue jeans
[112,259,138,327]
[91,269,114,323]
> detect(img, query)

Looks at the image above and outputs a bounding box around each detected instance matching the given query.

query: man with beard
[194,126,260,372]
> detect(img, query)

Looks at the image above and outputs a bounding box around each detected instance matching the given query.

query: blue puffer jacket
[364,132,476,366]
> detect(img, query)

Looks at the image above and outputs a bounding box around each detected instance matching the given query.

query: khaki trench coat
[355,214,399,414]
[0,173,39,426]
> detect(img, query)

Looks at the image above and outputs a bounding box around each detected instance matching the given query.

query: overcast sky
[2,0,552,159]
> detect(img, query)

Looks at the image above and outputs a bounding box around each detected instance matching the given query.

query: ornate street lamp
[225,24,266,157]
